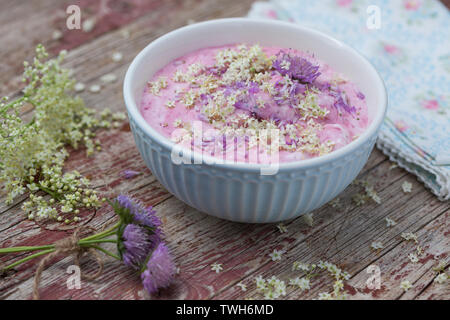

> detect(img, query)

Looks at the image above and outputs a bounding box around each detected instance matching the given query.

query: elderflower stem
[0,97,26,114]
[1,249,55,271]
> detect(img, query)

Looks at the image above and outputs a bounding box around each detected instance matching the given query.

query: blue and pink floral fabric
[248,0,450,200]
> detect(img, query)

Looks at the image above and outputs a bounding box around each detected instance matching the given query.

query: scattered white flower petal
[120,29,130,39]
[371,241,384,250]
[400,280,412,291]
[255,275,266,291]
[289,277,310,291]
[416,246,424,256]
[318,292,332,300]
[89,84,101,93]
[303,213,313,227]
[256,276,286,300]
[82,18,96,33]
[236,282,247,291]
[352,193,367,206]
[289,277,301,286]
[389,163,398,170]
[112,52,123,62]
[292,261,309,272]
[74,82,85,92]
[100,73,117,83]
[365,185,381,204]
[211,263,223,273]
[402,181,412,193]
[401,232,418,243]
[277,223,287,233]
[408,253,419,263]
[329,197,341,208]
[434,273,448,284]
[52,30,62,40]
[269,249,284,261]
[385,217,397,227]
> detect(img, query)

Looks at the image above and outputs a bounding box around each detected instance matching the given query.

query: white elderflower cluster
[401,181,412,193]
[1,45,120,222]
[255,275,287,300]
[352,179,381,205]
[371,241,384,250]
[385,217,397,227]
[434,273,448,284]
[401,232,418,243]
[316,261,350,300]
[295,89,329,120]
[289,277,310,291]
[400,280,412,291]
[276,223,287,233]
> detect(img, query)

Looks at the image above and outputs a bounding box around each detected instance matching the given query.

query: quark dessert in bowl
[124,18,387,223]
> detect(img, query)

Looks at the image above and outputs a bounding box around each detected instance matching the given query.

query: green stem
[81,222,120,242]
[24,176,62,201]
[84,245,120,260]
[78,239,117,245]
[1,249,55,271]
[0,245,54,254]
[0,222,121,255]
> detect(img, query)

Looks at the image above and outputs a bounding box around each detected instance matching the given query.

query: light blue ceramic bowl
[123,18,387,223]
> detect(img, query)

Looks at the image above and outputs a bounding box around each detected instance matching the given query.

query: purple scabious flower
[141,243,176,295]
[122,223,160,269]
[273,51,321,84]
[116,194,162,230]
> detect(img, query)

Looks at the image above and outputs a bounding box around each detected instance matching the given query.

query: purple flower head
[122,223,160,269]
[141,243,176,295]
[121,170,141,179]
[115,195,162,230]
[273,51,321,84]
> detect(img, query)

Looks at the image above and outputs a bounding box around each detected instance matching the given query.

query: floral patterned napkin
[248,0,450,200]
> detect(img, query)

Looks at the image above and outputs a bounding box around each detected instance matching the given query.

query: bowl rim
[123,18,387,172]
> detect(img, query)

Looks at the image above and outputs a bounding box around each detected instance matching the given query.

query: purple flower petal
[357,91,365,100]
[331,90,356,114]
[116,195,162,230]
[141,243,175,295]
[121,170,141,179]
[273,51,321,84]
[122,224,160,269]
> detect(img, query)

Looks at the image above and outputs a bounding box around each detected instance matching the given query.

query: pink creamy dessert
[140,44,369,163]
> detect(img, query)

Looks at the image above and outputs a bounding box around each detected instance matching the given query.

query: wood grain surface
[0,0,448,300]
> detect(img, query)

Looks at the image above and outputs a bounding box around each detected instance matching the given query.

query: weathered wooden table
[1,0,448,300]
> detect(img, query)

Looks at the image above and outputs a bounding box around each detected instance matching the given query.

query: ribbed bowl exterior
[129,116,378,223]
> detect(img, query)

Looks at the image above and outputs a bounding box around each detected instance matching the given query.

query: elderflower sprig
[0,45,125,221]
